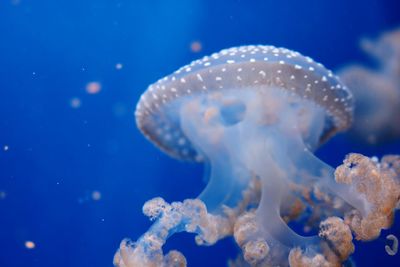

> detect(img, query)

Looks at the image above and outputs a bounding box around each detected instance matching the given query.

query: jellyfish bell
[116,45,400,267]
[135,45,353,161]
[135,44,362,231]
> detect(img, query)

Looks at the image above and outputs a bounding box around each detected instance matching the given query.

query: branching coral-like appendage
[335,153,400,240]
[115,153,400,267]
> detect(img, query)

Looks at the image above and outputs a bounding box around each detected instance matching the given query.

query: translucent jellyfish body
[115,45,400,267]
[339,27,400,144]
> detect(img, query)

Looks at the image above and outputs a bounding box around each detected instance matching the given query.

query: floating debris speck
[25,241,36,249]
[92,190,102,201]
[70,97,81,109]
[190,41,202,53]
[386,234,398,256]
[86,81,102,94]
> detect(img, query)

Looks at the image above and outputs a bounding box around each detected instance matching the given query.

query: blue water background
[1,0,400,266]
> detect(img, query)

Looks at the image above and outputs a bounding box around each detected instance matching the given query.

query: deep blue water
[1,0,400,266]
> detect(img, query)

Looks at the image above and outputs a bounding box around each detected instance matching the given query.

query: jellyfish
[115,45,400,267]
[339,27,400,144]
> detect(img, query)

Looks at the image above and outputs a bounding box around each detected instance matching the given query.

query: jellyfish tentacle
[180,98,249,212]
[295,149,370,217]
[198,157,243,212]
[230,126,319,248]
[256,156,320,247]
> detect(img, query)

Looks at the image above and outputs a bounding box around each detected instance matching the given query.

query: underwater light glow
[114,45,400,267]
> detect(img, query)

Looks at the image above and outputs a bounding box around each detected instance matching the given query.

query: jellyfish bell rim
[135,45,354,161]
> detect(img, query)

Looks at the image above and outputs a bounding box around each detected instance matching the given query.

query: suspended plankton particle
[25,241,36,249]
[115,63,123,70]
[86,81,102,94]
[91,190,102,201]
[70,97,82,109]
[3,145,9,151]
[386,234,398,256]
[190,41,202,53]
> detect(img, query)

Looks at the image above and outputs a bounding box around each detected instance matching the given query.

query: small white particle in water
[86,81,102,94]
[70,97,81,109]
[3,145,9,151]
[385,234,398,256]
[190,41,202,53]
[25,241,36,249]
[92,190,102,201]
[227,59,235,64]
[295,65,302,69]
